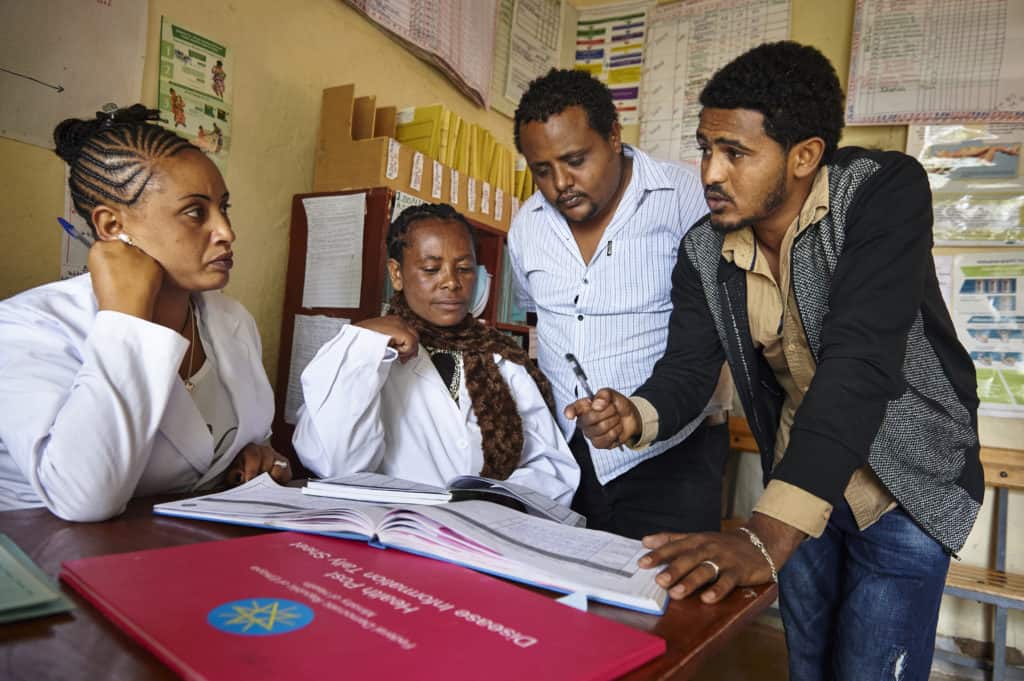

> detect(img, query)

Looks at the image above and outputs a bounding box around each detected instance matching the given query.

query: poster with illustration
[157,18,233,172]
[906,124,1023,245]
[952,253,1024,418]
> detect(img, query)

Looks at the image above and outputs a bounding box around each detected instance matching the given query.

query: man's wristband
[738,526,778,583]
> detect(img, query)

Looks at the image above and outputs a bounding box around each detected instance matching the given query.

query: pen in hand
[58,217,94,248]
[565,353,626,451]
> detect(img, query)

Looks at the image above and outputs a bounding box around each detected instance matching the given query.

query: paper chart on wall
[157,18,233,173]
[489,0,518,117]
[846,0,1024,125]
[906,123,1023,245]
[0,1,146,149]
[505,0,564,105]
[344,1,498,108]
[301,193,366,309]
[639,0,790,165]
[284,315,350,425]
[951,253,1024,418]
[573,0,653,126]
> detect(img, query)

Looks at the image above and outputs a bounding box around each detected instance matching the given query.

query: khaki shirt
[634,168,895,538]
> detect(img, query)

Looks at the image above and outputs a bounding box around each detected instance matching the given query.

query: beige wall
[0,0,516,388]
[0,0,1021,651]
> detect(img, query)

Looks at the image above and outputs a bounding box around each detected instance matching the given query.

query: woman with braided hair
[293,203,579,504]
[0,104,290,521]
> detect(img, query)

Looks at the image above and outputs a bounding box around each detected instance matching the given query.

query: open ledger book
[154,475,667,615]
[303,472,586,527]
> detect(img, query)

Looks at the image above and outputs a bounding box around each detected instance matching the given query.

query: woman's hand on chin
[356,315,420,363]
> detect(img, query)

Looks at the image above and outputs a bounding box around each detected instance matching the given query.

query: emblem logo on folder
[207,598,314,636]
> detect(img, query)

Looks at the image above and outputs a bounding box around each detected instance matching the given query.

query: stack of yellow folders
[395,104,537,209]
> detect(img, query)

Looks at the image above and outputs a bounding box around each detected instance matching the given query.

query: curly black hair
[699,41,845,164]
[513,68,618,152]
[53,104,199,233]
[386,202,478,263]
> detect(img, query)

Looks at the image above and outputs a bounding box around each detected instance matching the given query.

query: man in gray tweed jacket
[568,42,981,681]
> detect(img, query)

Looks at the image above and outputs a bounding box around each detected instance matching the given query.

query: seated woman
[293,203,579,504]
[0,105,290,521]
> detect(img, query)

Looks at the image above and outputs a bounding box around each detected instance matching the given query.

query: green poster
[157,18,232,172]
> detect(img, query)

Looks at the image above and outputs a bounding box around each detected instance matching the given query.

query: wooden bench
[937,445,1024,680]
[725,417,1024,679]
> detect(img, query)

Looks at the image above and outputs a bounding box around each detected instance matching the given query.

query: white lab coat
[0,274,274,520]
[293,325,579,504]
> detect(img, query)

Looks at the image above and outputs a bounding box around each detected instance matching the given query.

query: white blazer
[293,325,580,504]
[0,275,274,520]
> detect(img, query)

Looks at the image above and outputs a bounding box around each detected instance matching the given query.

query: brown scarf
[388,292,556,480]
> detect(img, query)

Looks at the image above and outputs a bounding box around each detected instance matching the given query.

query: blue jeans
[778,501,950,681]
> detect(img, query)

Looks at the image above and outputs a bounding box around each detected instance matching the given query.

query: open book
[154,475,667,615]
[303,472,586,527]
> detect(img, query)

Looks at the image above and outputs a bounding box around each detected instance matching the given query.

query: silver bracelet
[738,527,778,583]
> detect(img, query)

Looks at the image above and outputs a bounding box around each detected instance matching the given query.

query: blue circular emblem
[207,598,314,636]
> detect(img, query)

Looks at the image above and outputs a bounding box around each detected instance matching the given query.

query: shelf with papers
[315,84,525,232]
[273,188,533,471]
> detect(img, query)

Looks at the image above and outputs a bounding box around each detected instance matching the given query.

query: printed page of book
[305,472,451,504]
[300,193,366,309]
[344,0,498,107]
[154,475,391,535]
[847,0,1024,125]
[447,476,586,526]
[573,0,653,126]
[639,0,789,164]
[389,501,666,612]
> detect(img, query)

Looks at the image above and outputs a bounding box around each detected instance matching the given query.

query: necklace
[183,300,197,393]
[425,346,463,402]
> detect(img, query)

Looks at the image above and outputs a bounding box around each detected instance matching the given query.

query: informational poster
[639,0,789,164]
[345,0,498,107]
[951,253,1024,418]
[157,18,233,173]
[907,123,1023,245]
[505,0,563,104]
[847,0,1024,125]
[574,1,652,126]
[0,1,147,149]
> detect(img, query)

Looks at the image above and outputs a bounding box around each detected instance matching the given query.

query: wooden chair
[936,446,1024,681]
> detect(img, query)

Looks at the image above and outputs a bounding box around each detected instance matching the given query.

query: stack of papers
[0,534,74,624]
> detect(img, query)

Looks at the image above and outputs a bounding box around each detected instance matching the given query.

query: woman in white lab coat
[0,105,290,521]
[293,203,579,504]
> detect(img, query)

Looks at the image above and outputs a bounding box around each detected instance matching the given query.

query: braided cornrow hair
[386,203,557,480]
[53,104,199,234]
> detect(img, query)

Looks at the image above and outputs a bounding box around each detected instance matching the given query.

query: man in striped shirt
[508,69,731,539]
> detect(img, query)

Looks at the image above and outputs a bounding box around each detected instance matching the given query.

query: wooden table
[0,499,776,681]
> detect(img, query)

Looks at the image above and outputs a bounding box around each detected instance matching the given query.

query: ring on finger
[700,559,721,581]
[272,459,289,469]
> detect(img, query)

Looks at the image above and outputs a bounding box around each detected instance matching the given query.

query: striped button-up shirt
[507,145,719,484]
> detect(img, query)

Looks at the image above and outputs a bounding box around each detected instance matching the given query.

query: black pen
[565,353,625,451]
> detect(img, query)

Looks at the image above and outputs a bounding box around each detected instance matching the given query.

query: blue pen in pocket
[57,217,95,248]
